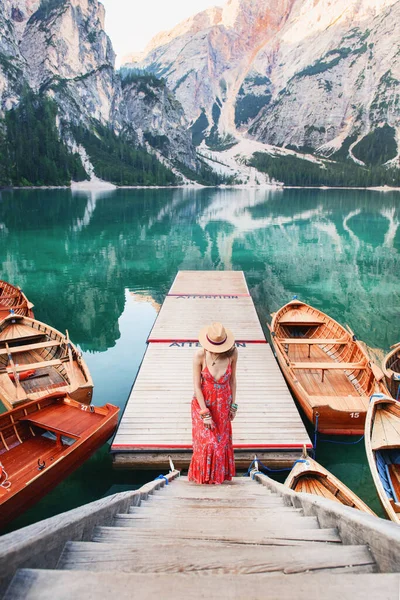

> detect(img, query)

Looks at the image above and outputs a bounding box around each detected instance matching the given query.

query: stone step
[129,506,304,516]
[6,571,399,600]
[154,489,274,499]
[171,477,261,486]
[57,541,376,575]
[93,526,342,545]
[141,495,285,507]
[154,483,272,498]
[113,514,319,530]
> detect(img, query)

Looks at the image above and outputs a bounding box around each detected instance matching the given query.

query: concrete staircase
[4,474,400,599]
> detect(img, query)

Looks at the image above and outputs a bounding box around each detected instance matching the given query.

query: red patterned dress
[188,361,236,484]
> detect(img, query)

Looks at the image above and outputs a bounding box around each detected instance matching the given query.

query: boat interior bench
[279,315,325,327]
[4,359,63,375]
[291,361,367,382]
[0,340,61,357]
[308,395,368,410]
[281,338,349,358]
[20,404,102,439]
[281,338,348,345]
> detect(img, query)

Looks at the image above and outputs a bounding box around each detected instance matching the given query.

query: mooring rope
[155,474,169,485]
[246,458,308,478]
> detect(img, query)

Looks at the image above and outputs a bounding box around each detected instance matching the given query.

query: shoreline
[1,183,399,192]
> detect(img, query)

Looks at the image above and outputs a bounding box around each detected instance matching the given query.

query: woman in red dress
[188,322,238,484]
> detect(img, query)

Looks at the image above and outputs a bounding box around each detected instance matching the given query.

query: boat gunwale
[365,394,400,524]
[285,452,376,516]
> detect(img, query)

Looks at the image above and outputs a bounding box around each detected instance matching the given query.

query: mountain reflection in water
[0,188,398,353]
[0,186,399,529]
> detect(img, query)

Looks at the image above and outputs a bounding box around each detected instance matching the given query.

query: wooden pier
[111,271,311,469]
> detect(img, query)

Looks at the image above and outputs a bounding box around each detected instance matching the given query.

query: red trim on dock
[167,293,251,298]
[147,339,268,344]
[111,443,313,450]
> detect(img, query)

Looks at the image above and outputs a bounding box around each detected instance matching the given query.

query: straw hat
[198,322,235,353]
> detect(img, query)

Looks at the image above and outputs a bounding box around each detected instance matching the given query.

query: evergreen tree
[4,90,87,186]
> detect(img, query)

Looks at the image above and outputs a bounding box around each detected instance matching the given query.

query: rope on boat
[313,412,364,459]
[318,435,365,446]
[155,475,169,485]
[313,413,319,453]
[247,458,308,478]
[0,463,11,489]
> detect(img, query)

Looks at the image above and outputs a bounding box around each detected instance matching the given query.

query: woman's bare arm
[193,349,207,411]
[230,347,238,404]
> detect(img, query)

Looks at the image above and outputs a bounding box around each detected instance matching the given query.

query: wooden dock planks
[148,296,264,342]
[169,271,249,296]
[111,271,311,469]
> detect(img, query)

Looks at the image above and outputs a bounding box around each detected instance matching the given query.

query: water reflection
[1,186,399,526]
[0,188,399,355]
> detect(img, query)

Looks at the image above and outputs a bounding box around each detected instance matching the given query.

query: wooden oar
[5,342,25,401]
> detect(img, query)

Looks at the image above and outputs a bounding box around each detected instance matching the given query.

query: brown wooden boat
[0,314,93,410]
[365,394,400,524]
[269,300,388,435]
[0,392,119,529]
[285,449,376,515]
[382,344,400,400]
[0,280,34,320]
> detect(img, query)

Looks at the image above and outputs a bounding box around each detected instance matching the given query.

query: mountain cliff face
[0,0,199,181]
[250,0,400,155]
[19,0,124,131]
[0,0,33,111]
[131,0,400,163]
[122,73,198,170]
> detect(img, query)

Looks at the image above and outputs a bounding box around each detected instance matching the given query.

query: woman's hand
[203,413,215,430]
[229,403,238,421]
[200,409,215,430]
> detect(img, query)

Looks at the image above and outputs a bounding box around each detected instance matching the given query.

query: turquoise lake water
[0,186,399,529]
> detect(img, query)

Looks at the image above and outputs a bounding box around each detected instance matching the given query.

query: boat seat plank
[0,340,61,357]
[278,308,325,327]
[0,335,47,349]
[5,359,63,373]
[291,362,366,371]
[281,339,348,345]
[372,410,400,450]
[20,405,103,438]
[308,395,368,410]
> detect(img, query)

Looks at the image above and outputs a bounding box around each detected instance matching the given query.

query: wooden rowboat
[365,394,400,524]
[269,300,388,435]
[382,344,400,400]
[0,392,119,529]
[0,314,93,410]
[0,280,34,320]
[285,450,376,515]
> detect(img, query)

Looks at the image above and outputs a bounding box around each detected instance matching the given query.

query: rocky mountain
[0,0,200,185]
[20,0,123,129]
[121,72,198,170]
[0,0,35,111]
[131,0,400,166]
[1,0,398,187]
